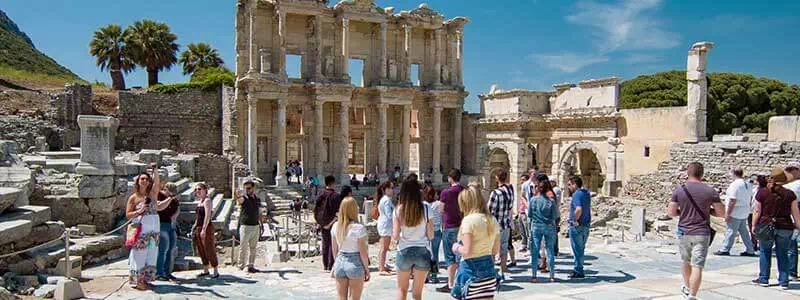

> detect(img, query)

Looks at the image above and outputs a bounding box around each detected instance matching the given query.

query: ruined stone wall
[195,153,232,197]
[624,141,800,218]
[0,115,63,152]
[619,106,687,181]
[116,88,223,154]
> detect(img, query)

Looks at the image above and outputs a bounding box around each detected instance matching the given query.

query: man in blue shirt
[567,176,591,279]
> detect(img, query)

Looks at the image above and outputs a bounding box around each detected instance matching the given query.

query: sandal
[211,272,220,279]
[197,271,210,278]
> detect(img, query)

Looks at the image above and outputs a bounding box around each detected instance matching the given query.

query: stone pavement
[79,236,800,300]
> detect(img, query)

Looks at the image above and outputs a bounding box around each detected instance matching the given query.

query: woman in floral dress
[126,166,162,290]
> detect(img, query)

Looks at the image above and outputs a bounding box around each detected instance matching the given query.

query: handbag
[370,202,380,220]
[125,223,141,248]
[463,276,499,300]
[754,189,783,241]
[681,185,716,245]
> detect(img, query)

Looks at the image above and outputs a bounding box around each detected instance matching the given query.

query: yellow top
[458,213,498,260]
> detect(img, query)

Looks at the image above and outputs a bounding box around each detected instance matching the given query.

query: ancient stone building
[229,0,468,185]
[476,42,715,196]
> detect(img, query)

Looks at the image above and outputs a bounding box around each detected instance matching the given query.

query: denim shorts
[442,227,461,265]
[396,246,432,272]
[499,228,511,256]
[333,252,365,279]
[452,255,498,299]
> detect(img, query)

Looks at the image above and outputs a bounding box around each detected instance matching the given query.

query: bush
[150,67,234,94]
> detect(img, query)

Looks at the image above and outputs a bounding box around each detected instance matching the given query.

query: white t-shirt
[394,203,431,251]
[330,222,367,253]
[725,178,753,219]
[784,180,800,201]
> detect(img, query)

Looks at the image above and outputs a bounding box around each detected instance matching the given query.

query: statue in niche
[324,55,334,77]
[388,58,397,81]
[441,65,450,84]
[259,49,271,73]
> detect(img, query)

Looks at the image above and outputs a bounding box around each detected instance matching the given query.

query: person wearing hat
[236,178,264,273]
[782,162,800,281]
[751,167,800,289]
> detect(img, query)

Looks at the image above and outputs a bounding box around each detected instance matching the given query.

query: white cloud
[530,53,609,73]
[566,0,679,51]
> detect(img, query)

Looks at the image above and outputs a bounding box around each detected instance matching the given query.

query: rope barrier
[0,233,67,259]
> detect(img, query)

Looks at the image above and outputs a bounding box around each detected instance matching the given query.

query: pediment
[334,0,386,15]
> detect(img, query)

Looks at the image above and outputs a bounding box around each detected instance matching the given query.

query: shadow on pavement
[259,269,303,280]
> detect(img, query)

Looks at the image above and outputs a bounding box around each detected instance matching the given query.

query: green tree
[126,20,178,87]
[190,66,234,86]
[179,43,224,75]
[88,24,135,90]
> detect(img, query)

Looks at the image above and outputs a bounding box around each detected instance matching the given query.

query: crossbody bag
[681,185,716,245]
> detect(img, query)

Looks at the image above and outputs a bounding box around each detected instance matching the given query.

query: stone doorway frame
[557,141,606,193]
[487,147,511,191]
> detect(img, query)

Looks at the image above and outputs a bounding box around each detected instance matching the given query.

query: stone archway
[487,147,510,190]
[558,141,606,193]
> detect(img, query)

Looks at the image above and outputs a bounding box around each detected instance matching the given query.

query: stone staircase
[0,187,66,275]
[264,185,305,216]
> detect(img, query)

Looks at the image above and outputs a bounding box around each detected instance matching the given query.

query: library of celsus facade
[230,0,468,185]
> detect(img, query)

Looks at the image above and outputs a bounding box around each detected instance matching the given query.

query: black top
[157,192,179,223]
[194,200,209,228]
[239,194,262,226]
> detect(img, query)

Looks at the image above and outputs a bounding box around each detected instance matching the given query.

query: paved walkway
[80,236,800,300]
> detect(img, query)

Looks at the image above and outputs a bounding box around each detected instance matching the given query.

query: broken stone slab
[0,141,20,166]
[0,287,18,300]
[40,151,81,160]
[33,284,55,298]
[45,276,68,285]
[0,220,32,246]
[53,279,83,300]
[85,196,116,217]
[0,205,51,227]
[44,159,79,173]
[0,187,20,214]
[164,154,197,179]
[0,166,33,208]
[52,256,81,278]
[75,225,96,235]
[19,155,46,167]
[43,195,91,227]
[137,149,163,166]
[712,134,748,142]
[77,175,116,199]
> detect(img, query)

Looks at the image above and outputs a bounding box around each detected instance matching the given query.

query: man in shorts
[667,162,724,300]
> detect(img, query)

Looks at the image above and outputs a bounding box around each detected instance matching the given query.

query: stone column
[432,106,443,183]
[456,30,464,87]
[339,102,351,184]
[453,109,462,170]
[685,41,714,143]
[402,24,411,84]
[434,29,443,86]
[377,104,388,181]
[379,22,388,81]
[401,105,411,172]
[259,48,270,73]
[248,4,257,74]
[76,115,118,177]
[277,10,287,77]
[247,95,259,175]
[341,18,350,81]
[314,16,324,79]
[314,101,325,178]
[274,99,287,186]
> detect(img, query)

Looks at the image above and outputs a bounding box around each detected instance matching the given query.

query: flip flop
[379,270,393,276]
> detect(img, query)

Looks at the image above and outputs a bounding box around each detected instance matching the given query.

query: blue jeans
[720,217,755,253]
[529,223,556,279]
[157,223,177,277]
[758,229,793,285]
[442,228,460,266]
[451,255,497,299]
[569,225,590,275]
[430,230,442,273]
[789,234,798,278]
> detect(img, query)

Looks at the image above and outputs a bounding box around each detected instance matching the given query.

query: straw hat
[769,167,790,184]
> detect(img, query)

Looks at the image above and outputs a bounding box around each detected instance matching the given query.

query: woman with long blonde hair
[331,197,370,300]
[450,185,500,300]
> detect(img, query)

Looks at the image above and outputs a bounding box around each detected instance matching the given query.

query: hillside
[620,71,800,135]
[0,8,82,90]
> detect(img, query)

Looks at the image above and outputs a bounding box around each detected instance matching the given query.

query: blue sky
[4,0,799,112]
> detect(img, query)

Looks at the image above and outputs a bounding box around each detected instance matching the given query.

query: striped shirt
[489,184,515,230]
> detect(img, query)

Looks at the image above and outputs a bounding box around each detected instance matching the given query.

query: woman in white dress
[126,167,162,290]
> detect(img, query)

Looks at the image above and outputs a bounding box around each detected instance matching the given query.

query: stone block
[45,276,68,285]
[0,166,33,208]
[77,175,116,199]
[33,284,56,298]
[0,187,19,214]
[75,116,118,176]
[40,151,81,160]
[712,134,748,142]
[137,149,163,166]
[0,140,20,166]
[768,116,800,142]
[0,220,32,246]
[46,195,91,227]
[53,256,81,278]
[13,221,64,251]
[18,275,39,289]
[76,224,96,235]
[631,207,646,237]
[363,200,374,222]
[0,205,51,227]
[53,279,83,300]
[44,159,79,173]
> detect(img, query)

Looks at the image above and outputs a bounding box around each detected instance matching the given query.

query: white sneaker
[680,285,690,297]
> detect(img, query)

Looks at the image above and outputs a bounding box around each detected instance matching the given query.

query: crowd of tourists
[667,161,800,300]
[314,167,593,300]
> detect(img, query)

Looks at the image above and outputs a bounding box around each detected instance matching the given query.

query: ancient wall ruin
[195,153,232,198]
[619,106,688,181]
[116,88,223,154]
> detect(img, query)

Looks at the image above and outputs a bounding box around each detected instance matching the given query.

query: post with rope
[63,232,71,279]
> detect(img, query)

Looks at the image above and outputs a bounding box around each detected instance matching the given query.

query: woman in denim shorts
[393,176,434,300]
[331,197,371,300]
[452,184,500,299]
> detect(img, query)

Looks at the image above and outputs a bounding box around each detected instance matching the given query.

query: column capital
[403,104,412,113]
[247,94,258,106]
[376,103,389,110]
[277,98,288,106]
[340,101,352,109]
[342,18,350,28]
[431,104,444,112]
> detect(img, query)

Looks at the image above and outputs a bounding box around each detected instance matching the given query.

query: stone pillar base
[432,172,443,185]
[274,175,286,187]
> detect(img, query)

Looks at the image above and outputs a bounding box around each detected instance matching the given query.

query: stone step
[44,159,79,173]
[40,151,81,160]
[173,178,192,194]
[212,199,234,230]
[0,205,51,227]
[179,182,199,203]
[0,219,33,246]
[179,189,219,212]
[0,187,21,213]
[20,155,46,167]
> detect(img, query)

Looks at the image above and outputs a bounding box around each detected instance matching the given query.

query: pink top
[518,192,528,214]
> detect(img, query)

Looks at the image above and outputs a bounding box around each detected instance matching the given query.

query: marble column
[247,95,258,175]
[314,15,324,79]
[314,101,325,179]
[377,104,388,181]
[456,30,464,87]
[453,109,462,170]
[274,99,287,186]
[248,5,257,74]
[401,105,411,172]
[341,18,350,80]
[686,41,714,143]
[339,102,351,184]
[277,10,287,77]
[434,29,443,86]
[379,22,388,81]
[432,106,443,183]
[402,24,411,84]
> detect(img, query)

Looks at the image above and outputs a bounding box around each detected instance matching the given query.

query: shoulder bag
[754,189,782,241]
[681,185,717,245]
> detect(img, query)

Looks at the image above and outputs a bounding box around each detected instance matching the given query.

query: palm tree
[89,24,135,90]
[179,43,225,75]
[126,20,179,87]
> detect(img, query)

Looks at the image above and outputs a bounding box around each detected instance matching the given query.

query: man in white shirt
[714,167,756,256]
[783,162,800,280]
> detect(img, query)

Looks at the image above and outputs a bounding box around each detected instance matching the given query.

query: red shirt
[755,186,797,230]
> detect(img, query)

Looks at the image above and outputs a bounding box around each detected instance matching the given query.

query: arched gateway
[557,141,606,193]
